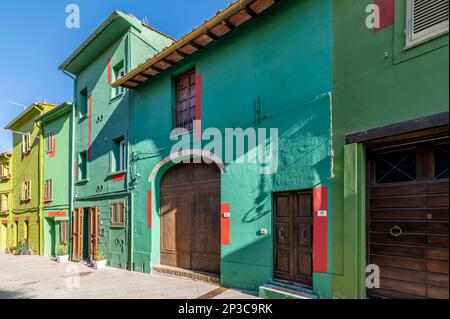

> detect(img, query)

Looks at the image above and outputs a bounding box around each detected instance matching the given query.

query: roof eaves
[112,0,280,89]
[59,10,126,72]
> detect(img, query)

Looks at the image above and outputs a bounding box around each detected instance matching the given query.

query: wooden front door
[72,208,84,262]
[274,191,313,288]
[367,138,449,299]
[160,163,221,274]
[89,207,99,262]
[72,207,99,262]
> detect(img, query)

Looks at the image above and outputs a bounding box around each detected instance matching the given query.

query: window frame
[0,163,9,179]
[44,179,53,201]
[110,202,126,228]
[79,87,88,118]
[22,133,31,155]
[78,151,88,181]
[405,0,449,49]
[46,131,54,154]
[59,220,70,244]
[0,193,9,212]
[174,69,196,131]
[112,61,126,98]
[21,180,31,202]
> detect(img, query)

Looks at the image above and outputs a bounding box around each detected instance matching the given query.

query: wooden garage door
[368,138,449,299]
[160,163,221,274]
[273,191,313,288]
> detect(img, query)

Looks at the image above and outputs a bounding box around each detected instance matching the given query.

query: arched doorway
[160,162,221,274]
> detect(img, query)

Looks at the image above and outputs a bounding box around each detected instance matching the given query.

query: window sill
[108,170,127,177]
[110,225,126,228]
[0,176,10,180]
[79,114,88,122]
[170,128,195,139]
[110,92,125,104]
[75,179,89,185]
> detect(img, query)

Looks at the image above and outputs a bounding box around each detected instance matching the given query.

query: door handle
[278,227,286,241]
[390,225,403,237]
[301,228,307,241]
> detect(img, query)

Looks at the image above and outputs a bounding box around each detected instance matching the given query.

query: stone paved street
[0,253,259,299]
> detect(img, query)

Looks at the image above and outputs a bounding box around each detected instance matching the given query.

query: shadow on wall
[0,288,32,299]
[221,235,272,291]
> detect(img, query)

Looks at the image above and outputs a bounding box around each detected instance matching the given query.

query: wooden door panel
[160,163,220,274]
[368,137,449,299]
[370,209,427,220]
[274,248,291,279]
[190,191,220,273]
[89,207,99,262]
[72,208,83,262]
[274,191,313,288]
[160,194,190,269]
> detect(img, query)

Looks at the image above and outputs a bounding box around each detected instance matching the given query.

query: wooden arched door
[160,162,221,274]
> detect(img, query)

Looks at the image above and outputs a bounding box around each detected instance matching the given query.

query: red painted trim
[221,203,230,246]
[112,172,126,182]
[194,73,202,142]
[313,187,328,273]
[147,190,152,229]
[48,211,67,218]
[1,219,7,225]
[49,139,56,158]
[107,57,111,85]
[374,0,394,32]
[88,95,92,160]
[75,161,79,182]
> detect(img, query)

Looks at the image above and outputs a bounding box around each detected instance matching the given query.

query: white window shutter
[406,0,449,49]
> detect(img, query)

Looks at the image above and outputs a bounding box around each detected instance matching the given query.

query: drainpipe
[61,70,76,259]
[36,121,44,256]
[126,32,134,271]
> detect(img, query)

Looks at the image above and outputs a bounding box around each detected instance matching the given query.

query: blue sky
[0,0,230,152]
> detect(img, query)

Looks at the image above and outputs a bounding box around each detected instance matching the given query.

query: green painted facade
[0,153,12,251]
[331,0,449,298]
[5,103,56,255]
[128,0,334,297]
[60,11,174,266]
[39,103,73,256]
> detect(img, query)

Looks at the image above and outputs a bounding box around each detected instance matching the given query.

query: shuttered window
[110,202,125,227]
[22,133,31,155]
[21,181,31,202]
[0,194,8,212]
[406,0,449,48]
[60,220,70,244]
[46,131,53,153]
[44,179,53,201]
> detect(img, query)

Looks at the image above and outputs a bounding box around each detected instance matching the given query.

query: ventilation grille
[413,0,449,33]
[406,0,449,48]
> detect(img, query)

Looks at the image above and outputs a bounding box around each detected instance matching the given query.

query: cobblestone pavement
[0,253,259,299]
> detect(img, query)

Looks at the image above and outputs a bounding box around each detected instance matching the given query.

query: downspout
[61,69,76,259]
[36,121,44,256]
[126,32,134,271]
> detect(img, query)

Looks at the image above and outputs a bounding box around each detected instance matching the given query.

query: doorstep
[259,281,318,299]
[152,264,220,284]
